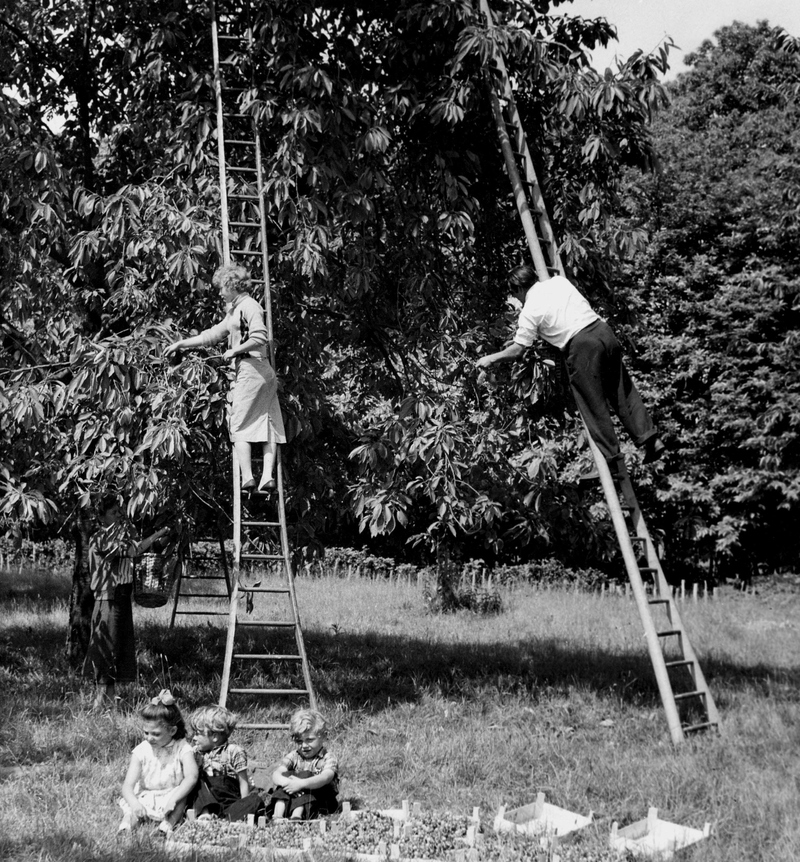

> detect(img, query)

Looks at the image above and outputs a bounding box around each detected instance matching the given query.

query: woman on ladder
[165,263,286,494]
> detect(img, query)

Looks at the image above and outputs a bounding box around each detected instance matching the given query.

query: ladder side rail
[252,126,275,357]
[169,563,183,629]
[210,0,231,264]
[584,425,685,746]
[219,579,240,707]
[479,0,551,281]
[275,447,317,710]
[505,98,562,273]
[483,41,562,273]
[223,448,243,707]
[487,89,551,281]
[478,0,562,274]
[217,530,232,596]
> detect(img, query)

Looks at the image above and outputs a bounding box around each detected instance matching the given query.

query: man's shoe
[578,461,623,484]
[643,437,666,464]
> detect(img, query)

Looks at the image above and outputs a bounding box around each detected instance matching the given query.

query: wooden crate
[493,792,592,842]
[609,807,711,859]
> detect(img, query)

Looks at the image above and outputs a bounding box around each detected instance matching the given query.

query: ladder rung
[648,598,670,605]
[234,653,302,661]
[683,721,717,734]
[657,629,682,638]
[230,221,261,228]
[640,567,658,575]
[227,165,258,173]
[230,688,309,696]
[239,587,290,595]
[239,723,290,731]
[227,139,255,146]
[243,520,281,527]
[182,574,228,581]
[236,620,296,627]
[673,690,704,702]
[175,610,228,616]
[665,659,694,669]
[228,193,260,201]
[242,553,284,561]
[231,249,262,256]
[178,592,228,599]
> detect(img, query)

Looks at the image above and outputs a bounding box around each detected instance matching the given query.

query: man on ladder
[476,264,666,478]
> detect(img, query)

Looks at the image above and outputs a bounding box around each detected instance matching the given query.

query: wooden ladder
[169,532,232,627]
[479,0,719,745]
[210,0,316,730]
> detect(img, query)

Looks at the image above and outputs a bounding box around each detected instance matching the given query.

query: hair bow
[151,689,175,706]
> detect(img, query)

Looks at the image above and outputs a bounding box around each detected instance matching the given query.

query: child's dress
[192,741,263,821]
[120,738,195,821]
[267,747,339,819]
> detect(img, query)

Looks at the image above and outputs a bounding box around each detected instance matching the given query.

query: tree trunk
[66,515,94,668]
[423,540,460,613]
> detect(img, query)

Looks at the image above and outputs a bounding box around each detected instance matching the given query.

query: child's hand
[162,793,179,814]
[131,802,147,820]
[283,776,306,795]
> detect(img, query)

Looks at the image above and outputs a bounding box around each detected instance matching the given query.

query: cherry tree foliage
[2,0,675,572]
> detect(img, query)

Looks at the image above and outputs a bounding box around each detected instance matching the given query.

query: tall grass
[1,568,798,861]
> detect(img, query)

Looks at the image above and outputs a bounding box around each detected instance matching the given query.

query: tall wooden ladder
[210,0,316,730]
[478,0,719,746]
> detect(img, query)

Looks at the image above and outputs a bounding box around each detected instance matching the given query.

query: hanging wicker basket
[134,553,179,608]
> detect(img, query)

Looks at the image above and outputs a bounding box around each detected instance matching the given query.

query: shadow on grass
[0,830,209,862]
[0,567,73,606]
[1,616,798,717]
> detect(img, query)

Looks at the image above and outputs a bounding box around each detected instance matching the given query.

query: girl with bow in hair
[119,690,198,835]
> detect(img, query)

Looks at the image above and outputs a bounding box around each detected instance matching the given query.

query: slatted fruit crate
[493,792,593,846]
[609,807,711,859]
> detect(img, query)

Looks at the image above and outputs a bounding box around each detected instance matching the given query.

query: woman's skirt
[83,584,136,684]
[229,357,286,444]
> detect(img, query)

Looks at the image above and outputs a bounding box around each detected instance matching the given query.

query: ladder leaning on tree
[478,0,719,746]
[209,0,316,731]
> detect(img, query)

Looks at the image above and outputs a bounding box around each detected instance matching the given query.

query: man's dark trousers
[565,320,656,461]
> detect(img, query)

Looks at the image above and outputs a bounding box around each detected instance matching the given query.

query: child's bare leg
[290,804,305,820]
[272,799,287,819]
[258,442,277,491]
[93,681,115,711]
[234,441,255,487]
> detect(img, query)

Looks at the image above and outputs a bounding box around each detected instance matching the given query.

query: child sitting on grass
[189,705,264,821]
[267,708,339,820]
[119,690,198,835]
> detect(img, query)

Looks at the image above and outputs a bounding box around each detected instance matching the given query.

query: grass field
[0,565,798,861]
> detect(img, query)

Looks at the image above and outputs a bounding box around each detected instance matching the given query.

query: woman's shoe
[242,479,257,494]
[257,478,276,493]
